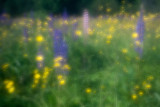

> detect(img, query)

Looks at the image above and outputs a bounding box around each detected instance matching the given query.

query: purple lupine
[0,10,11,25]
[48,14,54,27]
[62,9,68,35]
[48,16,69,73]
[135,5,145,58]
[48,14,54,34]
[23,14,29,42]
[72,20,78,40]
[62,8,68,21]
[23,15,28,42]
[54,29,68,58]
[23,26,29,42]
[83,9,89,35]
[53,29,69,74]
[0,13,5,21]
[0,10,7,21]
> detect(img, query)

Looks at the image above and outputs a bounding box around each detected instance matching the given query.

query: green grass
[0,14,160,107]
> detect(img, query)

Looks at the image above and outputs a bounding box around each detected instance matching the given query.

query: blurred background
[0,0,160,16]
[1,0,160,107]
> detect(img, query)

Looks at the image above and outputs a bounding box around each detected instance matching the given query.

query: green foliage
[144,0,160,13]
[1,0,160,16]
[0,14,160,107]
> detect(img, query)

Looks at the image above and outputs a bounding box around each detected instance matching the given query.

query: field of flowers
[0,12,160,107]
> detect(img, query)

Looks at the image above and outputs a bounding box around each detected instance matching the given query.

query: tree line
[0,0,160,16]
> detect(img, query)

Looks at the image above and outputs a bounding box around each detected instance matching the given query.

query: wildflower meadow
[1,0,160,107]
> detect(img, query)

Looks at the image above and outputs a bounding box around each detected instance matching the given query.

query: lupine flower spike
[62,9,68,35]
[53,29,69,74]
[135,4,145,58]
[83,9,89,36]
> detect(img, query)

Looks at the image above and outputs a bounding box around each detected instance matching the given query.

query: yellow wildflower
[54,56,63,62]
[106,8,111,12]
[64,20,68,25]
[134,85,139,90]
[34,73,41,79]
[3,80,9,84]
[24,54,28,57]
[96,23,101,27]
[155,35,160,39]
[3,80,15,94]
[34,69,38,73]
[62,64,71,70]
[132,32,138,39]
[44,22,48,26]
[32,84,36,88]
[57,75,63,80]
[8,87,15,93]
[42,71,49,79]
[6,81,14,89]
[46,17,52,21]
[28,37,32,41]
[107,35,112,40]
[59,79,65,85]
[41,84,46,88]
[54,62,61,67]
[139,91,144,96]
[36,55,44,62]
[142,81,147,86]
[2,63,9,71]
[42,67,50,79]
[85,88,92,93]
[34,79,39,84]
[75,30,82,36]
[36,35,44,42]
[106,40,111,44]
[122,48,128,54]
[147,76,154,81]
[109,27,115,33]
[135,40,141,46]
[145,84,151,89]
[88,28,93,35]
[132,94,137,100]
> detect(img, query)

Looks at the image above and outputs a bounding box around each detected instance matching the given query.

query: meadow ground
[0,14,160,107]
